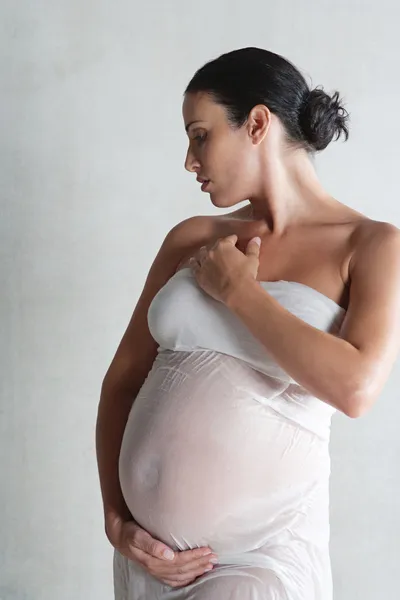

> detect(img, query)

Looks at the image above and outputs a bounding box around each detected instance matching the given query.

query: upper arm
[101,216,212,396]
[338,221,400,404]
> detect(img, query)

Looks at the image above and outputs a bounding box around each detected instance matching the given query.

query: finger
[163,564,214,587]
[173,554,218,572]
[144,546,215,574]
[246,236,261,258]
[158,551,218,575]
[176,547,215,563]
[154,550,216,572]
[188,256,200,273]
[196,246,208,264]
[131,527,175,561]
[156,549,217,576]
[223,234,238,246]
[148,553,216,582]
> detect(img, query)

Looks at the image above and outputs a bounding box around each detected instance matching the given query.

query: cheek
[204,133,254,191]
[225,148,254,187]
[210,140,247,177]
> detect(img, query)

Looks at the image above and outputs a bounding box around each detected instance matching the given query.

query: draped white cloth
[115,270,345,600]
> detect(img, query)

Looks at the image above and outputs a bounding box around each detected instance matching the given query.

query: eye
[194,133,207,144]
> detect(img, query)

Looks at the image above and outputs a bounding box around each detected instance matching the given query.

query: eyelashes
[194,133,207,144]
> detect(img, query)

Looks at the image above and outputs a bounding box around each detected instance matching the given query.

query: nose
[184,146,201,173]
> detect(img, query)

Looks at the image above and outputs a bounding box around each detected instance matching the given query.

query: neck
[247,149,335,235]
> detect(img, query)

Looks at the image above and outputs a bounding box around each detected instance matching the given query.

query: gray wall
[1,1,399,599]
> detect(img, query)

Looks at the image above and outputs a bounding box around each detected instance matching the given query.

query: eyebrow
[185,120,205,133]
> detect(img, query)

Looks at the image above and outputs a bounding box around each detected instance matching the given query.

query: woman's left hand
[189,234,261,304]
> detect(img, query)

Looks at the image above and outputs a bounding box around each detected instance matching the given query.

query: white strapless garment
[114,268,346,600]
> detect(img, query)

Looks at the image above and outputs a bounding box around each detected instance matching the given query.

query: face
[182,92,262,208]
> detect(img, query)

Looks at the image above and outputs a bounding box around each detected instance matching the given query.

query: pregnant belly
[119,350,329,554]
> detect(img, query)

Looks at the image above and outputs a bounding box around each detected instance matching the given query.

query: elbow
[327,355,383,418]
[342,398,369,419]
[340,379,376,419]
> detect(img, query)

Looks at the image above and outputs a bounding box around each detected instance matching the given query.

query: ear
[247,104,271,145]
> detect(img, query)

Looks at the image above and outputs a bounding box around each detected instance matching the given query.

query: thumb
[130,524,175,561]
[246,236,261,258]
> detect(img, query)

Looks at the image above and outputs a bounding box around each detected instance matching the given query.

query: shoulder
[352,218,400,242]
[349,219,400,276]
[164,207,246,250]
[159,214,220,272]
[165,215,217,247]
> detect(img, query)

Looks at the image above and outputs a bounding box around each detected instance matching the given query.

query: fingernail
[252,237,261,246]
[163,549,175,560]
[204,566,213,572]
[209,557,218,564]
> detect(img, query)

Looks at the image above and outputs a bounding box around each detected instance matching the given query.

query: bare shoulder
[102,215,216,388]
[165,214,218,251]
[352,217,400,241]
[166,206,248,240]
[165,213,231,270]
[349,218,400,272]
[102,212,244,391]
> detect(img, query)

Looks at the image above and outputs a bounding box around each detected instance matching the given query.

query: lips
[197,176,210,191]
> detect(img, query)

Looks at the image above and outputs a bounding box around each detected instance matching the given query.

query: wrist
[104,504,132,528]
[104,510,135,545]
[224,275,260,310]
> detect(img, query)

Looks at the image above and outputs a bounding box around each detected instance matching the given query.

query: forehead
[182,92,226,130]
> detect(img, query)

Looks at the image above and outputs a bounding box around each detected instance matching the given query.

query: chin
[209,191,245,211]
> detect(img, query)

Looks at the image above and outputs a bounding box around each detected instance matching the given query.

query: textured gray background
[1,1,399,598]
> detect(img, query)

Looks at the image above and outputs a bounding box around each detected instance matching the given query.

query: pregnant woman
[96,48,400,599]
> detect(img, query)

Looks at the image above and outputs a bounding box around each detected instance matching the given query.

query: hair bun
[299,88,349,151]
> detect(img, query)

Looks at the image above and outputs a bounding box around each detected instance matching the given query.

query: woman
[96,48,400,600]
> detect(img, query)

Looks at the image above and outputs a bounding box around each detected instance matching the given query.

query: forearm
[95,384,135,527]
[225,279,365,416]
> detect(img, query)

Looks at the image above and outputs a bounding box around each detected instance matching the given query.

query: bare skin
[181,91,400,416]
[97,91,400,588]
[97,217,222,588]
[181,91,381,312]
[177,203,367,311]
[98,209,397,587]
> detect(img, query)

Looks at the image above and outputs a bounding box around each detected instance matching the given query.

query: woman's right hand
[106,516,218,588]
